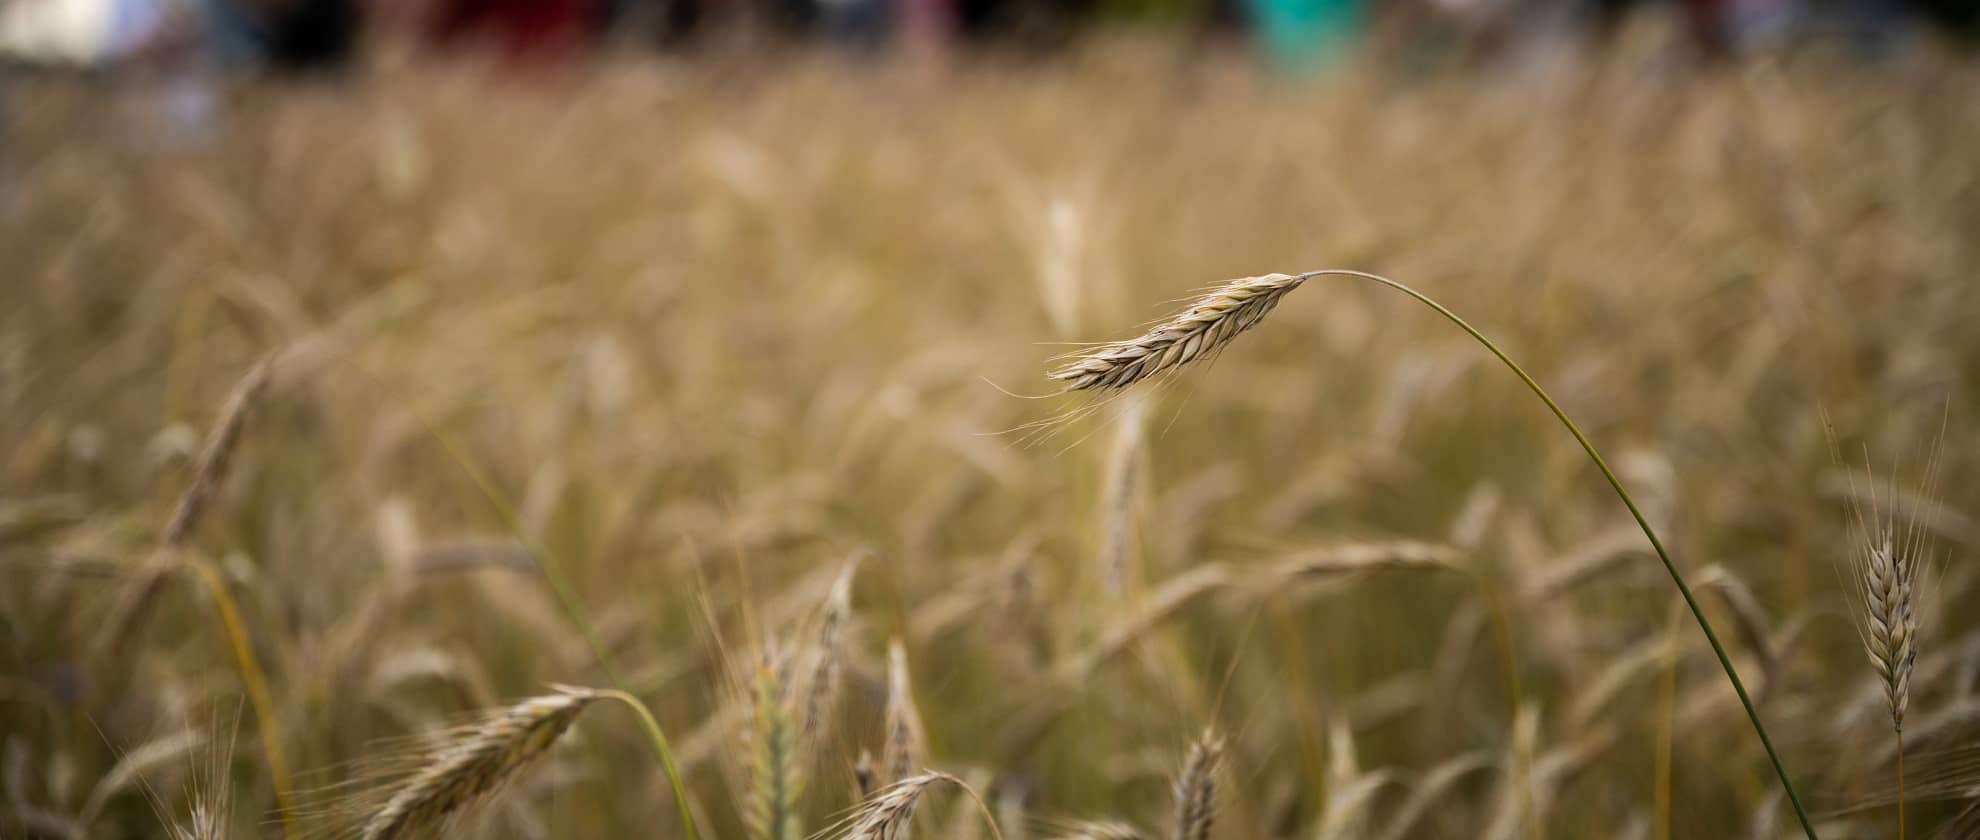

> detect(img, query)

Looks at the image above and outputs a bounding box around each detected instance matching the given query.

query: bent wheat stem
[598,689,697,839]
[191,562,294,840]
[1301,270,1817,839]
[1052,269,1817,839]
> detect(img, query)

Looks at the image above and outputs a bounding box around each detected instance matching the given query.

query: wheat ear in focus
[1048,272,1306,392]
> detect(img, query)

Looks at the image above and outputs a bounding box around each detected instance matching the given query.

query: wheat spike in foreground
[1170,730,1222,840]
[837,772,963,840]
[1853,526,1918,837]
[1049,273,1304,391]
[1837,452,1937,840]
[361,688,599,840]
[1857,532,1917,729]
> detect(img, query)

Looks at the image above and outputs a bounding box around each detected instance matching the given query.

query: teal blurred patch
[1245,0,1361,72]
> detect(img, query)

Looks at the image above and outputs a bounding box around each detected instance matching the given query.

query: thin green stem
[191,561,295,840]
[1296,270,1818,840]
[601,690,699,840]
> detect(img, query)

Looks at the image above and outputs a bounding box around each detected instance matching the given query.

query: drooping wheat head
[837,771,965,840]
[359,687,599,840]
[1048,273,1305,392]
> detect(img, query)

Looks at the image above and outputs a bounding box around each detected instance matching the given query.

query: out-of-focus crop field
[4,30,1980,840]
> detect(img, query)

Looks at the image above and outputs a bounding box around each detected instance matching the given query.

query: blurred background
[3,0,1980,839]
[0,0,1975,73]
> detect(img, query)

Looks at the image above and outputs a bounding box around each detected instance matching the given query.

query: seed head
[1049,273,1305,392]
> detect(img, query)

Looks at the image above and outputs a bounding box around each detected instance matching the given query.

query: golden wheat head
[833,771,984,840]
[1849,510,1924,731]
[1048,273,1305,392]
[360,687,599,840]
[746,663,803,840]
[1170,730,1222,840]
[1830,421,1942,734]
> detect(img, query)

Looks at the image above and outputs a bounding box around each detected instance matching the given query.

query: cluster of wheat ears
[5,40,1978,840]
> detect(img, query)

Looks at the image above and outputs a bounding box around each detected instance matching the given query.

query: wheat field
[4,25,1980,840]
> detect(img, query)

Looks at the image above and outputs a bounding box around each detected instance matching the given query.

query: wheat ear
[1831,422,1942,840]
[799,558,859,742]
[1049,269,1816,839]
[1049,273,1304,391]
[165,354,274,545]
[883,638,925,786]
[746,664,802,840]
[1171,730,1222,840]
[94,353,275,660]
[1856,533,1917,732]
[97,354,295,836]
[835,772,999,840]
[360,688,599,840]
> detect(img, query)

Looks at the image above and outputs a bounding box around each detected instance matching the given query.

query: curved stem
[1297,270,1818,840]
[601,690,700,840]
[191,561,295,840]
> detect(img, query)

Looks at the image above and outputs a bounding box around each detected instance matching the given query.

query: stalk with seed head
[843,773,950,840]
[1050,270,1817,839]
[362,688,600,840]
[1831,431,1939,840]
